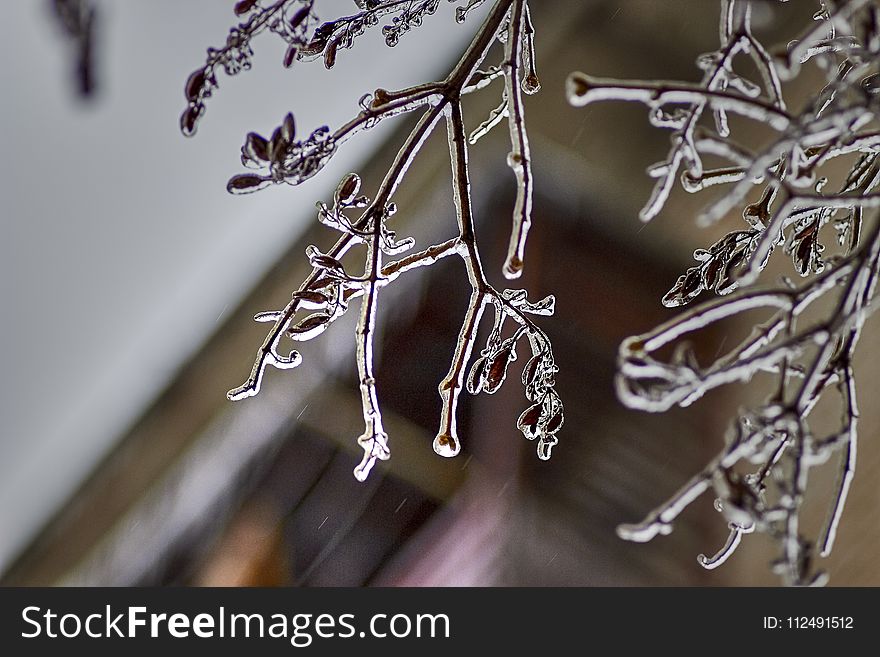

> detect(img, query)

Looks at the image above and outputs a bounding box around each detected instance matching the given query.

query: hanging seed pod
[324,38,339,69]
[270,126,287,162]
[516,402,544,440]
[306,246,347,278]
[466,356,488,394]
[545,410,564,434]
[184,68,207,102]
[180,104,203,137]
[483,344,515,394]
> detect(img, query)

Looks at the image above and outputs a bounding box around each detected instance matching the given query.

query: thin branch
[501,0,534,278]
[436,101,490,457]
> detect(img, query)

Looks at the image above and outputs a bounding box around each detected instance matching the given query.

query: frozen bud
[483,345,515,394]
[184,68,207,102]
[517,403,544,440]
[179,104,204,137]
[243,132,270,162]
[234,0,258,16]
[300,25,329,57]
[335,173,361,205]
[545,410,564,434]
[281,112,296,143]
[270,126,287,162]
[227,173,270,194]
[372,88,392,107]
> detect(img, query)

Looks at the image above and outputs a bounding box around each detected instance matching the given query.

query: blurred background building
[2,0,878,586]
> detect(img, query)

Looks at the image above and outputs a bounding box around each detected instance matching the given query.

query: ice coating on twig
[572,0,880,585]
[185,1,563,480]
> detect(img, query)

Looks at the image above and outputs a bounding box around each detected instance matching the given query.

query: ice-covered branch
[435,101,490,457]
[190,0,566,481]
[577,0,880,584]
[501,0,535,278]
[566,74,792,130]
